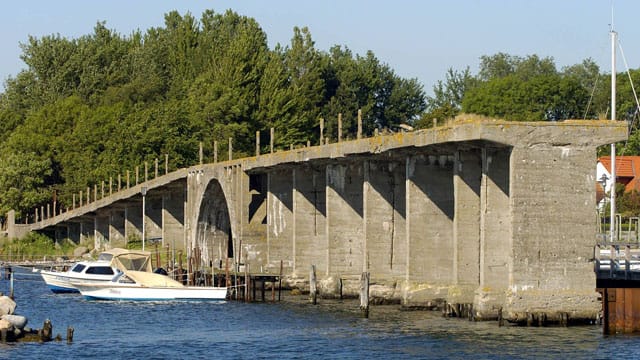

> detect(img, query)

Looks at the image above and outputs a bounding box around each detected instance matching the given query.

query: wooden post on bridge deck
[338,113,343,142]
[320,118,324,145]
[357,109,362,139]
[270,128,274,154]
[199,142,203,165]
[256,131,260,156]
[214,141,218,163]
[228,138,233,161]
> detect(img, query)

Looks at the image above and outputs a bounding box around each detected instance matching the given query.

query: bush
[0,233,75,261]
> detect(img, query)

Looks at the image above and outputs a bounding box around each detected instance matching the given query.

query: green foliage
[0,152,52,218]
[418,67,475,127]
[0,9,426,220]
[0,232,75,260]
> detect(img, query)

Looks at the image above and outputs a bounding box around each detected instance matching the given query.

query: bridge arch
[194,178,233,266]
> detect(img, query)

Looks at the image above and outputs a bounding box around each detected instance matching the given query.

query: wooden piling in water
[278,260,283,302]
[67,327,74,343]
[310,265,317,305]
[9,272,14,300]
[40,319,52,342]
[360,272,369,318]
[244,262,249,302]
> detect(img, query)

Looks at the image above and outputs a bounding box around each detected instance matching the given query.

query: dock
[595,243,640,334]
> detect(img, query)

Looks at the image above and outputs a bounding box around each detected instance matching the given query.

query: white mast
[610,29,617,243]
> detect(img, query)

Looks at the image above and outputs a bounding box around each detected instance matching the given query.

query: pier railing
[594,243,640,280]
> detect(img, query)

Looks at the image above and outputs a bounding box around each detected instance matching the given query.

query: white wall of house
[596,161,612,211]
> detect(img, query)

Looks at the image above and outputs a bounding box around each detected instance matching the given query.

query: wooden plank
[615,288,625,333]
[624,288,633,332]
[631,288,640,332]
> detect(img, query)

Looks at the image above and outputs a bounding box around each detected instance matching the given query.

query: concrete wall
[364,160,406,280]
[474,148,511,318]
[162,188,185,252]
[293,166,326,276]
[506,144,600,321]
[146,195,163,242]
[405,154,454,305]
[267,169,294,272]
[451,149,482,304]
[326,163,364,278]
[109,210,125,247]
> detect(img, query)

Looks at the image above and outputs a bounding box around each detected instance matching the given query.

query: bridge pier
[109,209,125,247]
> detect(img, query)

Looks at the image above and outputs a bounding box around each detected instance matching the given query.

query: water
[1,267,640,360]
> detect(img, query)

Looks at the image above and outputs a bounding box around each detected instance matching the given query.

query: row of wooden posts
[30,109,378,224]
[309,264,370,318]
[32,155,170,223]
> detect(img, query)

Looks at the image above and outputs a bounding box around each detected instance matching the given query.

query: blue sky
[0,0,638,94]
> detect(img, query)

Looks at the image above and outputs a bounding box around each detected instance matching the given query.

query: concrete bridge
[6,116,627,322]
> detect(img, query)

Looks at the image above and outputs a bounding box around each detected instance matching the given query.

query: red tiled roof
[599,156,640,192]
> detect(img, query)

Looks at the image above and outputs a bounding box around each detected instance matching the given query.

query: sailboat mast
[610,29,617,243]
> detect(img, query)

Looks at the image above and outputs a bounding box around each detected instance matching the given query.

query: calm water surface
[1,267,639,359]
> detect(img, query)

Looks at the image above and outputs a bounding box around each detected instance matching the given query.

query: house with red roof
[597,156,640,209]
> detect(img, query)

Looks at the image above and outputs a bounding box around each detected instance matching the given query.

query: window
[85,266,115,275]
[71,264,86,273]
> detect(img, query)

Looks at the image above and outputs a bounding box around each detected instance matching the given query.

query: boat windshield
[71,264,86,273]
[97,253,114,261]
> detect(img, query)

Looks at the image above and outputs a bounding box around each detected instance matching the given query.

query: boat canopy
[124,270,184,288]
[97,248,153,272]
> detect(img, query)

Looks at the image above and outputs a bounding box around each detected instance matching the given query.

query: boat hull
[77,284,228,301]
[40,269,115,293]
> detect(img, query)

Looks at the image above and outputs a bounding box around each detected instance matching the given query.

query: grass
[0,233,77,262]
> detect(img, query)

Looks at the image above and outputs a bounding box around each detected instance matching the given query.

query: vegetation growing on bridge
[1,8,640,222]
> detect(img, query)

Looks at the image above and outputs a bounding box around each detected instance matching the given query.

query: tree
[0,152,52,219]
[418,67,475,127]
[0,8,428,217]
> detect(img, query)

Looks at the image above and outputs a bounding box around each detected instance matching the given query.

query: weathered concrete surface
[20,116,627,322]
[404,154,454,306]
[474,148,511,318]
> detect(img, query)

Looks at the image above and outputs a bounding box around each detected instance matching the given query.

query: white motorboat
[40,248,152,293]
[75,270,227,301]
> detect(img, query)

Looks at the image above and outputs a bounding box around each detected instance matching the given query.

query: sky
[0,0,639,95]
